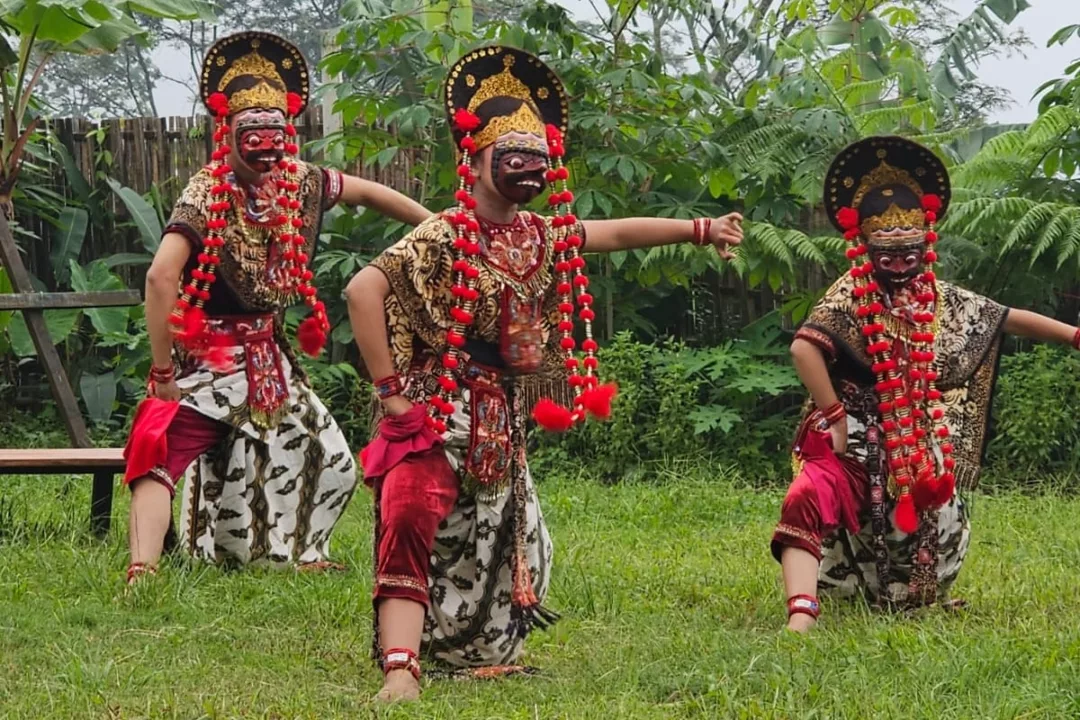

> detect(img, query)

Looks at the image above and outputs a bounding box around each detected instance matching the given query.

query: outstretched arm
[339,175,431,226]
[1003,308,1079,347]
[582,213,743,258]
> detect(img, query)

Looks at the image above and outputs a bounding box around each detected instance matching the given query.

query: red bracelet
[787,594,820,619]
[691,217,712,247]
[373,374,404,400]
[821,402,846,426]
[1072,327,1080,351]
[149,364,175,384]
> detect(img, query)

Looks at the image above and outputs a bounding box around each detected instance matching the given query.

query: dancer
[346,45,743,701]
[774,136,1080,631]
[122,31,430,583]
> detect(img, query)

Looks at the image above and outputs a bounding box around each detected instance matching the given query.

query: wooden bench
[0,448,125,536]
[1,215,140,538]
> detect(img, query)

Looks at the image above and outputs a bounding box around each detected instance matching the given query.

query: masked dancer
[346,45,743,701]
[774,136,1080,631]
[122,31,430,583]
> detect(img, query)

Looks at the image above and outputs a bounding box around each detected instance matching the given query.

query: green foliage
[0,0,213,205]
[986,344,1080,486]
[105,176,164,253]
[297,355,372,448]
[534,327,801,482]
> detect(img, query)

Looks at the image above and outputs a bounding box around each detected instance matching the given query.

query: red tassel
[453,108,481,132]
[532,398,574,432]
[207,92,229,115]
[511,551,539,609]
[545,123,564,148]
[935,473,956,506]
[895,493,918,534]
[297,315,326,357]
[286,92,303,117]
[178,306,208,348]
[836,206,860,231]
[921,194,942,213]
[580,382,618,419]
[205,345,233,373]
[911,478,937,512]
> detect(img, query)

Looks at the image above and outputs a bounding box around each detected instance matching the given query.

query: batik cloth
[172,315,357,566]
[368,353,554,668]
[774,275,1008,605]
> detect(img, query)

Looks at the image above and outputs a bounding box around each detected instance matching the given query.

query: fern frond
[1024,105,1079,147]
[855,100,934,135]
[791,152,831,205]
[940,196,994,234]
[1029,208,1074,265]
[747,223,796,269]
[836,75,898,108]
[1057,215,1080,270]
[997,200,1052,255]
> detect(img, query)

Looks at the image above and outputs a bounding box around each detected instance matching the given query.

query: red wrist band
[149,365,176,384]
[821,402,846,426]
[373,374,404,400]
[691,217,712,247]
[787,594,820,619]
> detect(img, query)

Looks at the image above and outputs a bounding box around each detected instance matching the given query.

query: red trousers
[373,447,459,607]
[771,428,867,562]
[124,402,229,498]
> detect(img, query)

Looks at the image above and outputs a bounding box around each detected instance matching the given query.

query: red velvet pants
[373,447,460,607]
[124,403,229,498]
[771,428,868,562]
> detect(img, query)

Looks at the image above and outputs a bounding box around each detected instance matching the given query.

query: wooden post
[0,214,90,447]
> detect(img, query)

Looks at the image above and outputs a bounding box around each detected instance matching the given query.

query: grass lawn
[1,469,1079,719]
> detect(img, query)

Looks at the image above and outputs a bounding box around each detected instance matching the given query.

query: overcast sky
[151,0,1077,123]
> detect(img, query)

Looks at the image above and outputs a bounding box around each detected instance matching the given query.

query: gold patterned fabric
[797,274,1008,490]
[166,162,328,313]
[367,211,584,410]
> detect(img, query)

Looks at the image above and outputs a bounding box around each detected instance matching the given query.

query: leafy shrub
[533,319,803,483]
[985,344,1080,488]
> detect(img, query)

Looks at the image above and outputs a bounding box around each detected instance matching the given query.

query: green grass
[2,468,1079,719]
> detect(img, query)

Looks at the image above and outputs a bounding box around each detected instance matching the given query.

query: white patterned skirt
[175,315,357,567]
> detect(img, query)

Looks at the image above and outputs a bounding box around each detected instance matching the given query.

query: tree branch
[133,43,160,116]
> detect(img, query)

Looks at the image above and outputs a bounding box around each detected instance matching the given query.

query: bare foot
[785,613,817,633]
[374,669,420,703]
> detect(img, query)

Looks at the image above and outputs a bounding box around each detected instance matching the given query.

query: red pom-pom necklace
[170,100,329,359]
[423,112,617,435]
[836,201,955,533]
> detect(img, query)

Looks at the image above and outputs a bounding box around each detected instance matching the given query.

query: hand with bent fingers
[151,379,180,402]
[710,212,743,260]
